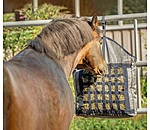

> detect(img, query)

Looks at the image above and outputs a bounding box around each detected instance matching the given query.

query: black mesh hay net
[73,36,137,118]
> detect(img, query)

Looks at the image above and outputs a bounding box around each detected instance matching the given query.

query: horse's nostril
[100,70,103,74]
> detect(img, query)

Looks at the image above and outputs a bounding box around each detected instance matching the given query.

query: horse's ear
[91,14,98,30]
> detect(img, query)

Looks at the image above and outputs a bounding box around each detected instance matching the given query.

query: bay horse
[3,14,107,130]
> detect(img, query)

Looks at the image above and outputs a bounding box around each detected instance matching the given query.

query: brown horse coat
[4,48,75,130]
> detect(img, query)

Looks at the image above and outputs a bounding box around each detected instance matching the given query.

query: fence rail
[3,13,147,28]
[102,23,147,31]
[136,61,147,67]
[97,13,147,22]
[137,108,147,114]
[3,19,52,28]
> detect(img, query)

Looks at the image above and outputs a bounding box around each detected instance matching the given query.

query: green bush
[3,26,43,60]
[20,3,67,21]
[141,76,147,108]
[141,77,147,98]
[3,3,68,61]
[69,75,75,103]
[3,13,16,22]
[141,32,147,59]
[140,32,147,103]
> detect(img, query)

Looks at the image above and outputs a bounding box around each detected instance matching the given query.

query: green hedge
[18,3,67,21]
[3,3,68,61]
[3,26,43,60]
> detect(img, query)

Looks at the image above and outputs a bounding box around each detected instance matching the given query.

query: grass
[69,114,147,130]
[68,75,147,130]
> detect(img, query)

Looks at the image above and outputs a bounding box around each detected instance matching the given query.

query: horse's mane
[27,17,95,59]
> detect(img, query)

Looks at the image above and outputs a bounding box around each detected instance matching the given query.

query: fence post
[75,0,80,17]
[134,19,142,109]
[118,0,123,26]
[33,0,38,14]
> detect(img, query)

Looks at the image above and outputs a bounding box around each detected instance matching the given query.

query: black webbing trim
[78,70,84,96]
[79,109,135,115]
[94,80,99,110]
[122,66,130,110]
[77,70,84,115]
[102,76,106,109]
[115,67,120,110]
[108,66,113,111]
[88,74,92,110]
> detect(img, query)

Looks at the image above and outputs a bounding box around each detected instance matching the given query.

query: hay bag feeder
[73,17,137,118]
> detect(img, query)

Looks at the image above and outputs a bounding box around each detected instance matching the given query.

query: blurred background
[3,0,147,16]
[3,0,147,129]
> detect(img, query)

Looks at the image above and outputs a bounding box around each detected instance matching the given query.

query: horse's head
[77,14,107,76]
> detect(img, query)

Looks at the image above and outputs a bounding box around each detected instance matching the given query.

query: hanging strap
[102,16,106,60]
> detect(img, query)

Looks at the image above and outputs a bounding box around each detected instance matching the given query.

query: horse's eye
[83,57,89,64]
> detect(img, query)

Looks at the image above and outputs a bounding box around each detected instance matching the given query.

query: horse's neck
[58,40,94,80]
[56,51,81,80]
[9,48,81,80]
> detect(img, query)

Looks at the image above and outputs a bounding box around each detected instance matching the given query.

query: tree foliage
[107,0,147,25]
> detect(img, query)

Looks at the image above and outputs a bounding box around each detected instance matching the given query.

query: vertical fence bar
[75,0,80,17]
[134,19,142,109]
[118,0,123,26]
[33,0,38,13]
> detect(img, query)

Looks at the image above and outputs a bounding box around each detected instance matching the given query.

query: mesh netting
[73,37,137,118]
